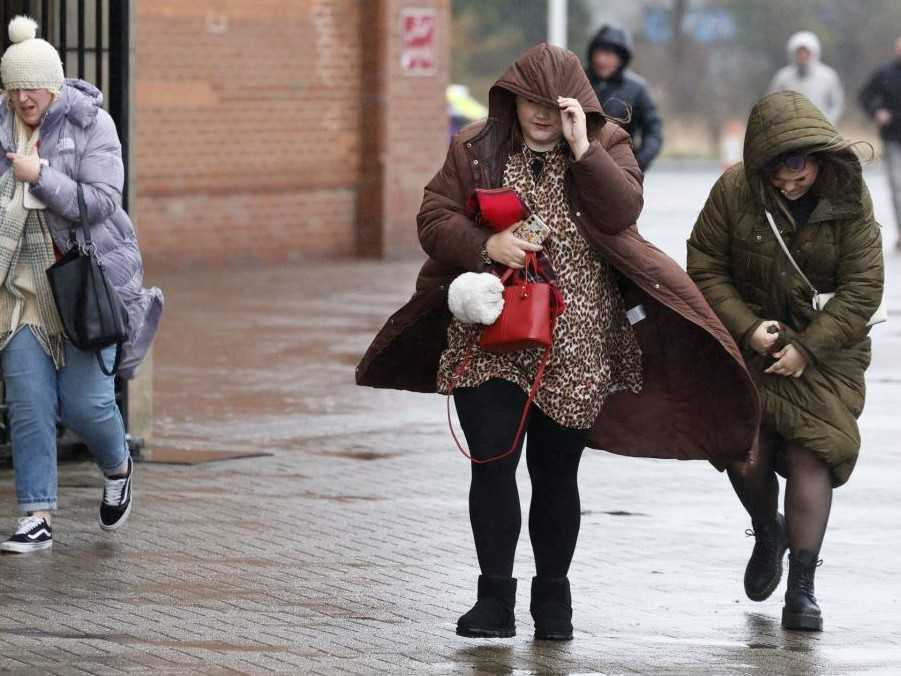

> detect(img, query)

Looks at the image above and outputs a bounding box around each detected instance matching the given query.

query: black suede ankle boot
[744,513,789,601]
[782,550,823,632]
[530,576,573,641]
[456,575,516,638]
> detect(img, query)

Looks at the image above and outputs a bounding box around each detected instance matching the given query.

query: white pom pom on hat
[8,15,38,44]
[1,15,64,92]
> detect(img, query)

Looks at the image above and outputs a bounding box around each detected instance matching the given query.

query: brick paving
[0,164,900,674]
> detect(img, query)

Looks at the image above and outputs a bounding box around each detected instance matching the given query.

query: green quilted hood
[743,90,863,213]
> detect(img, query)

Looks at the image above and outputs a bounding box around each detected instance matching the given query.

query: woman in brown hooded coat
[357,44,760,640]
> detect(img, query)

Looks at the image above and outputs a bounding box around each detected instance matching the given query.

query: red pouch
[466,187,529,232]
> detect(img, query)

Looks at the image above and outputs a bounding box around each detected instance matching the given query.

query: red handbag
[466,187,529,232]
[480,253,563,352]
[446,253,566,464]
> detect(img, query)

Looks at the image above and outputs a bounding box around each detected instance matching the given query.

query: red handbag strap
[496,252,543,285]
[445,330,554,465]
[512,254,565,318]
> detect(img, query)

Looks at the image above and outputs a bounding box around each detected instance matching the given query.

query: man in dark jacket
[586,24,663,172]
[859,36,901,246]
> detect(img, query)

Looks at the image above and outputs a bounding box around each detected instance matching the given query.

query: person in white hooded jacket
[768,31,844,125]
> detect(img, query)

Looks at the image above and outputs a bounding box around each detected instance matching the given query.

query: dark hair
[809,139,875,198]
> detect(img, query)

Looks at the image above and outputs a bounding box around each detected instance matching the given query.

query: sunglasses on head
[766,152,808,174]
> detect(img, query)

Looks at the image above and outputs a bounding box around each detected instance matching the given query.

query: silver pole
[547,0,567,48]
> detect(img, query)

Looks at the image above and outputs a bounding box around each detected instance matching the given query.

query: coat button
[755,234,762,241]
[472,159,479,166]
[575,211,582,217]
[465,142,472,148]
[654,282,661,290]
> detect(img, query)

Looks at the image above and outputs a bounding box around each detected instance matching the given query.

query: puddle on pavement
[785,643,814,653]
[318,450,403,461]
[870,376,901,384]
[301,491,384,503]
[581,510,649,517]
[642,635,749,648]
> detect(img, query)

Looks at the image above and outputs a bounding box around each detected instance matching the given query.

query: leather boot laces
[792,559,823,599]
[745,525,778,555]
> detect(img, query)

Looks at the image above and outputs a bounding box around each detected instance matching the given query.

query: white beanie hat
[1,16,64,91]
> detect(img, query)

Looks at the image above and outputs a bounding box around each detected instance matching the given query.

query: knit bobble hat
[1,16,64,91]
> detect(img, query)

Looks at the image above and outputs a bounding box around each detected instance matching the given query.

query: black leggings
[454,378,588,578]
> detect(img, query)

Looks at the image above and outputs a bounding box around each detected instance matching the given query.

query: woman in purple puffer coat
[0,17,162,553]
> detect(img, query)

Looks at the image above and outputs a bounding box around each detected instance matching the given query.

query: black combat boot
[456,575,516,638]
[744,513,789,601]
[782,550,823,631]
[530,576,573,641]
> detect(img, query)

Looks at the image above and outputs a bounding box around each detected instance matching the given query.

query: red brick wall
[358,0,450,258]
[134,0,449,268]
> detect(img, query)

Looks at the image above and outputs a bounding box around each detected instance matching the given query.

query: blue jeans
[1,329,128,512]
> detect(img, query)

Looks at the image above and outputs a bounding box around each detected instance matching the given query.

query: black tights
[728,428,833,555]
[454,379,588,578]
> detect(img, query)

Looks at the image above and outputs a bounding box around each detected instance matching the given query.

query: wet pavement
[1,162,900,674]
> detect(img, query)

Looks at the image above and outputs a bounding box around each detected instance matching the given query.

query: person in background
[768,31,844,125]
[585,24,663,173]
[859,35,901,249]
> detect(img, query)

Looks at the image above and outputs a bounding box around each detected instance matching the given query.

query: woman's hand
[557,96,589,160]
[748,320,782,355]
[764,344,808,378]
[6,151,41,183]
[485,228,543,269]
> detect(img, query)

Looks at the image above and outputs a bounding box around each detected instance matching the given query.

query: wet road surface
[0,162,899,674]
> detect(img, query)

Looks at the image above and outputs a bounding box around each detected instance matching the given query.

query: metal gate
[0,0,136,460]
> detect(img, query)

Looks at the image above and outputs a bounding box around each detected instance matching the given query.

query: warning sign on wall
[401,8,437,75]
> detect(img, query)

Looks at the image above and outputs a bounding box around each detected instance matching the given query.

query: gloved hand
[448,272,505,325]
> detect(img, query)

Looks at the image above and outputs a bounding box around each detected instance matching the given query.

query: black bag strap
[96,342,123,377]
[77,184,91,244]
[67,184,92,249]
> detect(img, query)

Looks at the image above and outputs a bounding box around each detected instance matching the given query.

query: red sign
[401,8,437,75]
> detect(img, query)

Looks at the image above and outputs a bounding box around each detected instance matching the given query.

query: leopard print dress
[437,144,643,429]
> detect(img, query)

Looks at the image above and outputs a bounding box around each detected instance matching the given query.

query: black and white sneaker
[0,515,53,553]
[99,457,133,531]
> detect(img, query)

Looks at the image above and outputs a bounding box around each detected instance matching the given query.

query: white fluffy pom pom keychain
[8,16,38,43]
[448,272,505,325]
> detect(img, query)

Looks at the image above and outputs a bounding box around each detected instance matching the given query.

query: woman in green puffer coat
[687,91,884,632]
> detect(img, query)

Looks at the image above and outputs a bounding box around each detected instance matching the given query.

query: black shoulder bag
[46,184,130,376]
